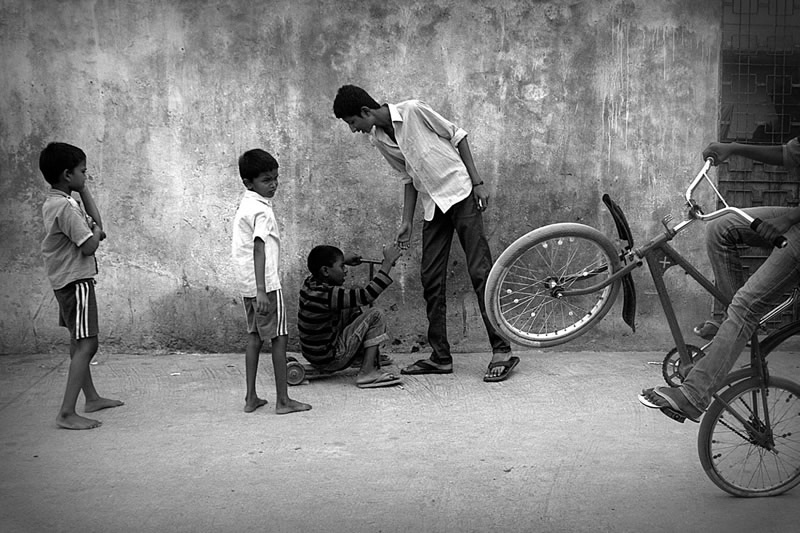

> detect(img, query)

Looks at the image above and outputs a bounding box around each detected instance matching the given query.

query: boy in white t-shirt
[232,149,310,415]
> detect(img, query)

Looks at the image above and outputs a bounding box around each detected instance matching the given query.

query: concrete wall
[0,0,721,354]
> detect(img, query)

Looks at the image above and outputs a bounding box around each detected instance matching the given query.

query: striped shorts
[54,279,99,340]
[242,288,288,340]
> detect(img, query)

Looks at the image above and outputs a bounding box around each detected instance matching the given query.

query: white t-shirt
[231,191,281,297]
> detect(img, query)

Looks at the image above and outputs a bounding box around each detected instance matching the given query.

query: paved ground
[1,348,800,533]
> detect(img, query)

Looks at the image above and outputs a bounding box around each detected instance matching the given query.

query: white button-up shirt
[370,100,472,221]
[231,191,281,297]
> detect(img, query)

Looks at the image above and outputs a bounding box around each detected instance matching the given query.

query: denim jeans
[322,308,389,372]
[681,206,800,410]
[421,196,511,364]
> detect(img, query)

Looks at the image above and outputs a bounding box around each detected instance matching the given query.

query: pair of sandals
[400,356,520,382]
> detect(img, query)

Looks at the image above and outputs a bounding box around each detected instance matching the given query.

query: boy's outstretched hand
[380,243,402,273]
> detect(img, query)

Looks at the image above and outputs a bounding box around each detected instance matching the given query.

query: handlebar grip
[750,218,788,248]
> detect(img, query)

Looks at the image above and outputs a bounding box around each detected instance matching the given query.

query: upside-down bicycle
[485,158,800,497]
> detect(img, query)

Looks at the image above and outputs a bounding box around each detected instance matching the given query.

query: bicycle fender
[622,272,636,332]
[602,193,635,250]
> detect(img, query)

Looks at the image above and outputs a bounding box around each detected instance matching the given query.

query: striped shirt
[370,100,472,221]
[298,270,393,365]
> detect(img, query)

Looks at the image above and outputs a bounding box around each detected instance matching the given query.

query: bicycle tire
[698,375,800,497]
[485,223,622,347]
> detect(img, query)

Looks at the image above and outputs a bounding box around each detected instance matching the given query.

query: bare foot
[84,397,125,413]
[244,397,268,413]
[276,398,312,415]
[57,413,102,430]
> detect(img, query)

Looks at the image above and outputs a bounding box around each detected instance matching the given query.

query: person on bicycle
[332,85,517,382]
[640,137,800,422]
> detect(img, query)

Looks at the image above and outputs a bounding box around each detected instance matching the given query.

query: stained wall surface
[0,0,721,353]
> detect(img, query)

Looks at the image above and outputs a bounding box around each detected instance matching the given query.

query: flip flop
[638,387,700,423]
[483,356,520,382]
[401,359,453,375]
[356,372,402,389]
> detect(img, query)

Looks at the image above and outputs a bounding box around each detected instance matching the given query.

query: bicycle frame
[558,159,788,382]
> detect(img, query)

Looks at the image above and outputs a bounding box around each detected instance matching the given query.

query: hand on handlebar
[702,142,734,166]
[751,217,790,249]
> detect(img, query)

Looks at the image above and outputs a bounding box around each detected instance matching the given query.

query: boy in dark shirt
[39,142,124,429]
[298,244,402,388]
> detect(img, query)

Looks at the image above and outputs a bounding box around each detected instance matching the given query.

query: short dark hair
[238,149,279,182]
[307,245,343,277]
[333,85,380,119]
[39,142,86,185]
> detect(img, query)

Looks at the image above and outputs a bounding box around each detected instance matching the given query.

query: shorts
[54,279,98,340]
[242,288,287,340]
[320,308,389,372]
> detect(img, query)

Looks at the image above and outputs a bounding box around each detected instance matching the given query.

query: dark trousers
[421,196,512,364]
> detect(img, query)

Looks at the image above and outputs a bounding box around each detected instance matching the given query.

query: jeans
[681,206,800,410]
[421,196,511,364]
[322,308,388,372]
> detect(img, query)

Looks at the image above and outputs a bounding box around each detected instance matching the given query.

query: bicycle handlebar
[684,158,788,249]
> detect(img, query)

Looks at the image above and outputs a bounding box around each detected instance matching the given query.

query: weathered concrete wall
[0,0,721,354]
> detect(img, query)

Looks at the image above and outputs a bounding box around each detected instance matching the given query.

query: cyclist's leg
[682,223,800,410]
[706,206,789,307]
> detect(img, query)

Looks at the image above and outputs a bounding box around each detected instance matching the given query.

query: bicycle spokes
[702,380,800,496]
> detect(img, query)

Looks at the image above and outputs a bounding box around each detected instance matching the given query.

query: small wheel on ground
[662,345,705,387]
[286,361,306,386]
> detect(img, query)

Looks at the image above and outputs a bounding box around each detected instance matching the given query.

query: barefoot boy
[298,244,402,388]
[39,142,124,429]
[232,149,311,414]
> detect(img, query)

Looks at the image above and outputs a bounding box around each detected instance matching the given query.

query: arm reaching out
[703,142,785,166]
[379,243,402,275]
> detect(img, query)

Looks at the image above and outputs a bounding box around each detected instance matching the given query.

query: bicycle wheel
[698,376,800,497]
[485,223,622,347]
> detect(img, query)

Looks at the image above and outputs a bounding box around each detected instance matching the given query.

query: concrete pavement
[2,348,799,533]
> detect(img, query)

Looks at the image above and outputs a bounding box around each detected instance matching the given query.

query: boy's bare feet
[57,413,102,430]
[84,397,125,413]
[244,397,268,413]
[276,399,312,415]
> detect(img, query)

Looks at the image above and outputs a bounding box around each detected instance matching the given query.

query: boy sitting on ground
[298,244,402,388]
